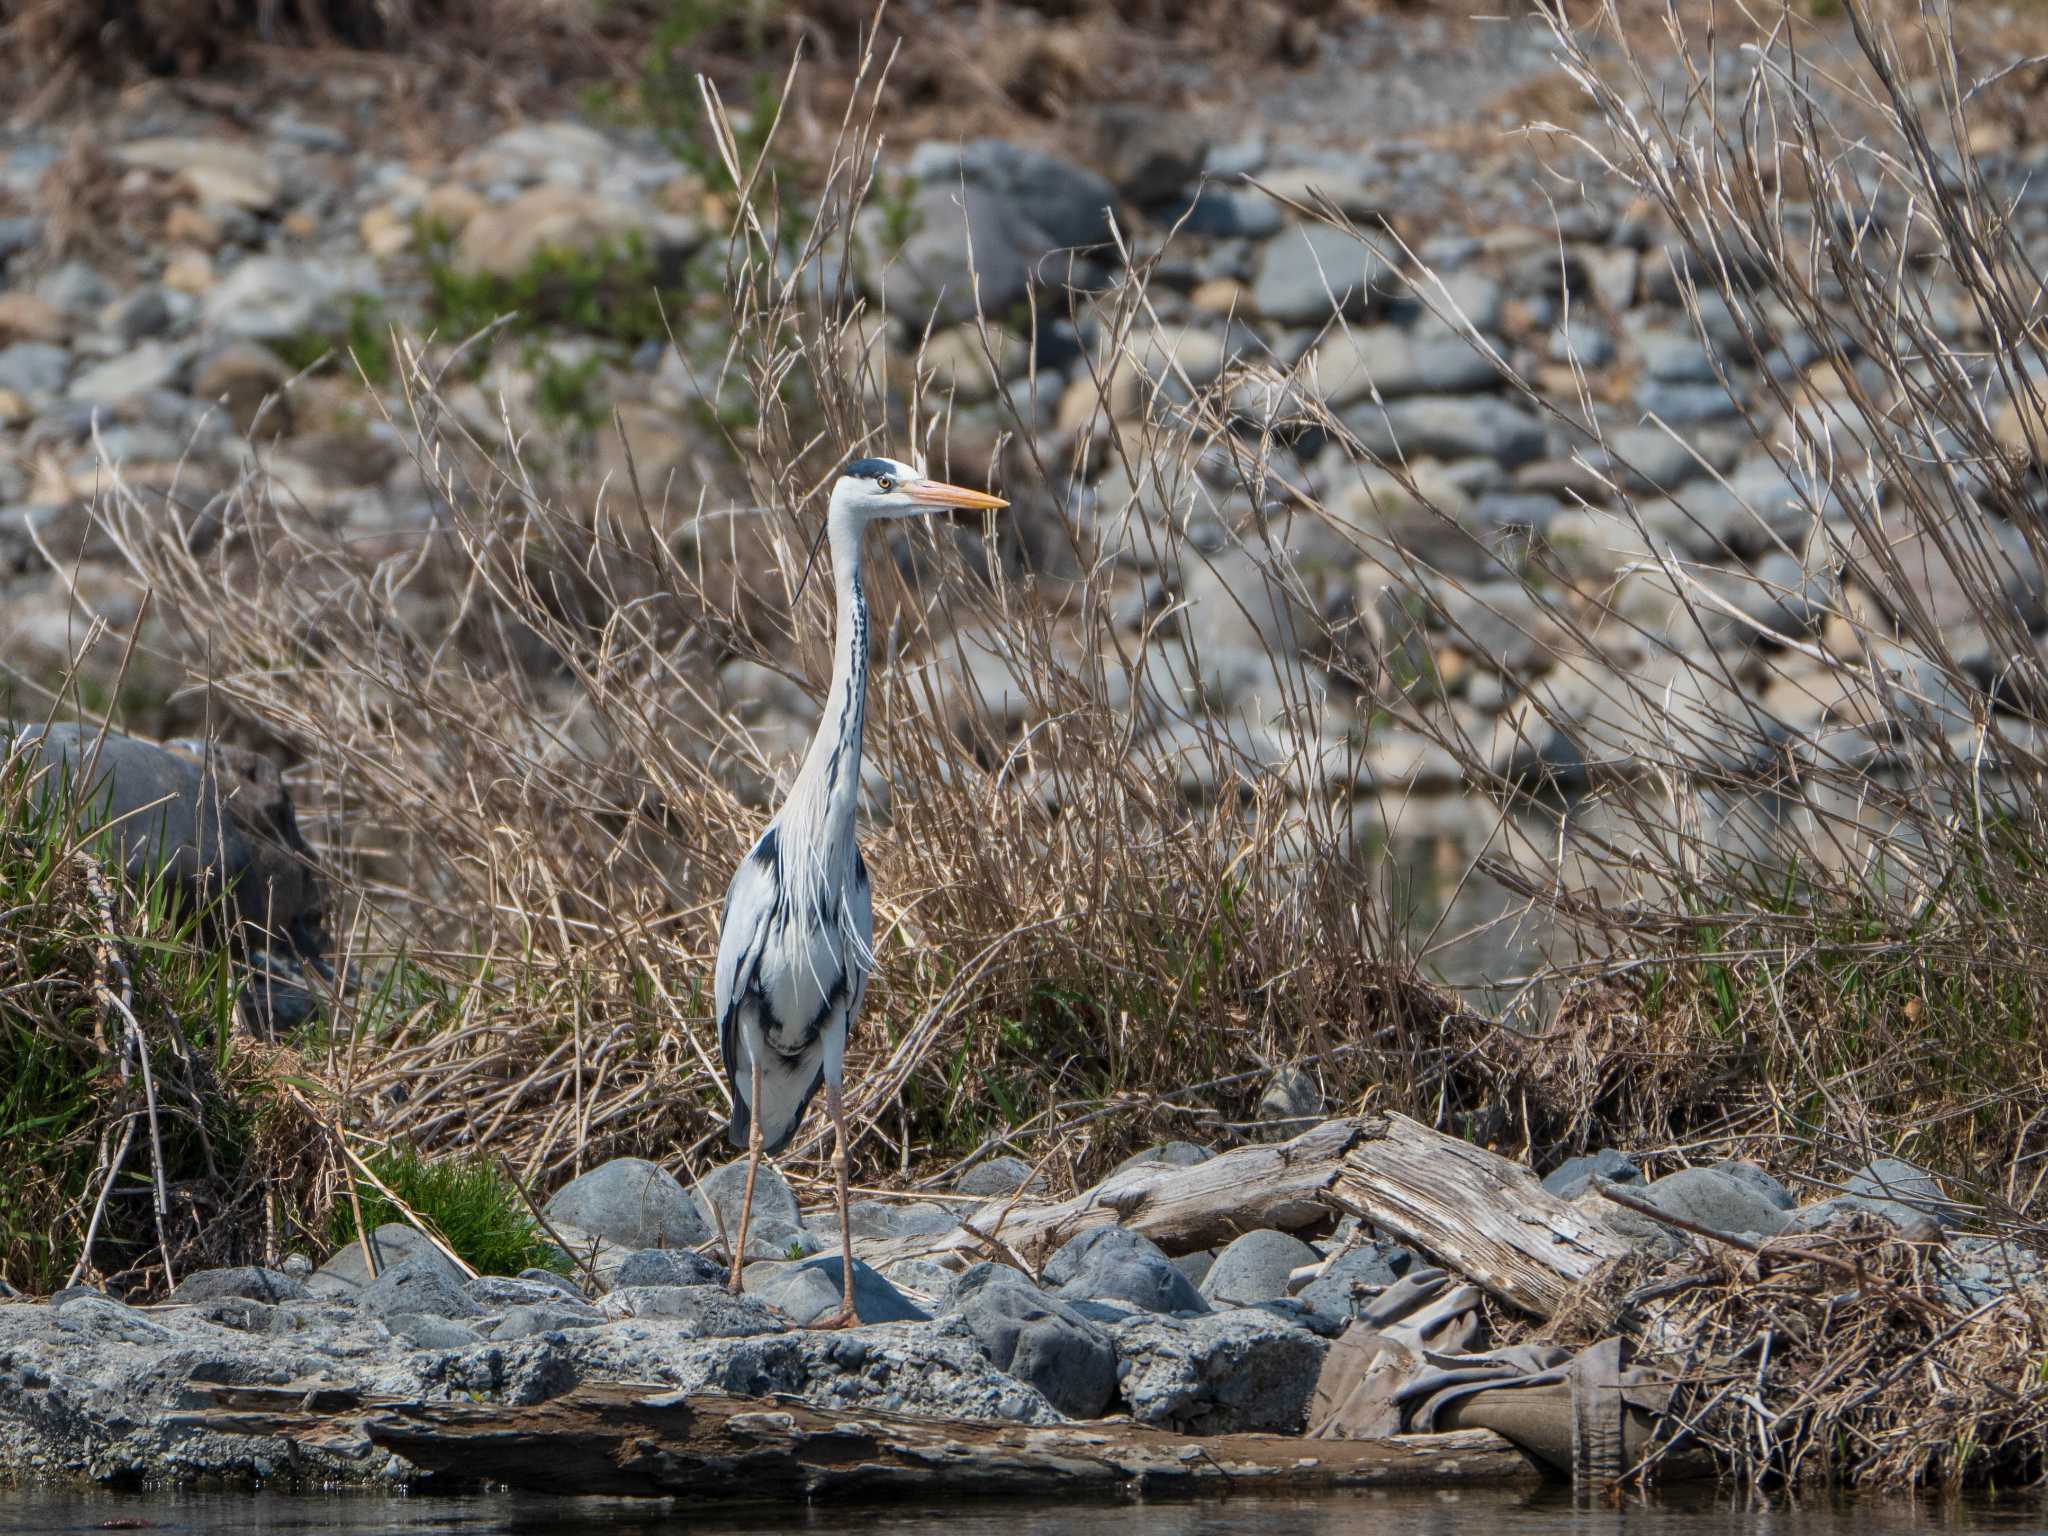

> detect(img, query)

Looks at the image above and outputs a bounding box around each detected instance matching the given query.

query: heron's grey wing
[846,843,873,1029]
[715,826,781,1095]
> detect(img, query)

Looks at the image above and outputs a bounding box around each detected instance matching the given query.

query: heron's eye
[876,476,894,492]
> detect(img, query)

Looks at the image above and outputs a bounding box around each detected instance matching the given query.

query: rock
[0,217,42,268]
[612,1248,723,1289]
[1843,1157,1959,1227]
[1635,327,1720,383]
[37,263,114,318]
[862,142,1116,328]
[1043,1226,1208,1315]
[1173,1250,1217,1289]
[1091,105,1207,202]
[1307,323,1499,404]
[104,285,179,344]
[0,341,72,399]
[168,1266,308,1306]
[1585,424,1717,495]
[1250,222,1397,324]
[455,185,696,280]
[313,1223,464,1295]
[946,1263,1117,1419]
[0,293,66,344]
[358,1257,484,1320]
[1166,185,1282,239]
[745,1255,929,1327]
[1257,1064,1321,1127]
[386,1313,483,1349]
[692,1157,800,1255]
[655,1321,1062,1424]
[487,1301,606,1340]
[1638,1166,1792,1238]
[467,1274,581,1308]
[1344,394,1548,469]
[67,341,191,406]
[906,138,1118,251]
[1298,1243,1415,1322]
[117,137,282,210]
[1542,1149,1642,1200]
[1105,1142,1214,1180]
[816,1199,956,1241]
[1112,1306,1328,1433]
[1179,547,1308,668]
[1200,1229,1319,1306]
[953,1156,1042,1197]
[543,1157,711,1251]
[1711,1160,1795,1212]
[192,342,291,434]
[597,1285,786,1335]
[201,256,381,344]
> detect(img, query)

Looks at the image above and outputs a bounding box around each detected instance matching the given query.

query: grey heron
[716,455,1007,1328]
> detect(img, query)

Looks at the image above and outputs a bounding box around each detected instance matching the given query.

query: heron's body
[711,456,1005,1325]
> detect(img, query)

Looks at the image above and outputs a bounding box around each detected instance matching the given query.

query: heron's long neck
[786,517,868,856]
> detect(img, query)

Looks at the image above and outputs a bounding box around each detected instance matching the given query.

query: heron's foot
[804,1304,861,1331]
[725,1268,745,1297]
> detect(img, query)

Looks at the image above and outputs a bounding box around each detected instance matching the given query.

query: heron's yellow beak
[905,478,1008,511]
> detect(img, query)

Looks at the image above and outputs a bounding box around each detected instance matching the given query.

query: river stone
[745,1255,929,1327]
[1712,1160,1796,1212]
[692,1157,807,1257]
[467,1274,582,1308]
[945,1263,1118,1419]
[1298,1243,1416,1322]
[612,1247,723,1289]
[1201,1230,1319,1306]
[1112,1306,1328,1433]
[358,1257,483,1321]
[1257,1064,1322,1128]
[387,1313,483,1349]
[953,1156,1043,1197]
[313,1223,464,1295]
[201,255,380,344]
[1343,394,1548,468]
[544,1157,710,1251]
[1106,1141,1215,1180]
[169,1266,308,1306]
[1542,1149,1642,1200]
[487,1301,606,1340]
[1844,1157,1959,1227]
[1309,324,1499,404]
[1172,1250,1217,1289]
[1251,222,1397,324]
[0,341,71,398]
[1638,1166,1791,1238]
[1043,1226,1208,1315]
[596,1284,786,1335]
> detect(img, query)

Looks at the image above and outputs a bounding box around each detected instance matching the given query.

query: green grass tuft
[331,1143,566,1277]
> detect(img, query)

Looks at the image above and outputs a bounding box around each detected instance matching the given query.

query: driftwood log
[867,1113,1630,1317]
[177,1382,1538,1501]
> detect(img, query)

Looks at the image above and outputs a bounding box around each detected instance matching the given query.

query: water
[6,1489,2048,1536]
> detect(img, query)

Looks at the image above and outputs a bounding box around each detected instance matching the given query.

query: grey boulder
[1105,1142,1214,1180]
[746,1255,928,1327]
[953,1156,1042,1197]
[612,1247,723,1289]
[1043,1226,1208,1315]
[1200,1229,1318,1307]
[544,1157,710,1251]
[693,1156,802,1257]
[945,1263,1117,1419]
[1297,1242,1415,1323]
[487,1302,606,1340]
[1637,1165,1792,1239]
[1846,1157,1959,1227]
[358,1257,483,1320]
[1251,222,1397,325]
[313,1224,464,1296]
[1542,1149,1642,1201]
[1112,1306,1328,1433]
[597,1284,786,1336]
[169,1266,308,1306]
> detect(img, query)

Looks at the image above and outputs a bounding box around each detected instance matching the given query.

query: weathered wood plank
[340,1384,1539,1501]
[1330,1114,1633,1317]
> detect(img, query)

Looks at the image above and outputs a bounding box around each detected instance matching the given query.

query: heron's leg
[728,1055,764,1295]
[806,1074,860,1330]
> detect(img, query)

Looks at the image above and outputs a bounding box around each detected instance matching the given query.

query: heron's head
[829,456,1008,523]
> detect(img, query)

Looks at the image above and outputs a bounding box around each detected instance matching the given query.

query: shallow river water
[5,1489,2048,1536]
